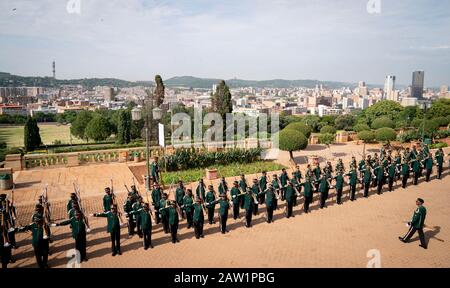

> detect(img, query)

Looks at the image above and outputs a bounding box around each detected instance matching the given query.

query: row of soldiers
[1,145,446,268]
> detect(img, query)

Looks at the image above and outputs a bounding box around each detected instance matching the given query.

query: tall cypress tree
[24,116,42,151]
[116,110,131,144]
[211,80,233,119]
[155,75,165,107]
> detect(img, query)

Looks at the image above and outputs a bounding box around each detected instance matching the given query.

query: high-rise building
[440,85,449,97]
[411,71,425,99]
[52,61,56,79]
[384,75,396,100]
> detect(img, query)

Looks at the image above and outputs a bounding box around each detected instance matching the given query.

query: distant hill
[1,72,378,89]
[164,76,360,89]
[0,72,152,89]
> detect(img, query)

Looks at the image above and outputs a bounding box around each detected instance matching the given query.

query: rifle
[1,193,11,246]
[41,184,51,239]
[73,182,91,231]
[110,177,117,206]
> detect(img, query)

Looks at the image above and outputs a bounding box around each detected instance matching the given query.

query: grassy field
[162,161,287,184]
[0,124,85,148]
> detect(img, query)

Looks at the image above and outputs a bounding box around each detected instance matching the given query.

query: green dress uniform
[279,172,289,200]
[193,203,205,239]
[318,176,329,209]
[251,184,260,215]
[361,167,372,197]
[243,193,254,227]
[151,162,160,183]
[424,156,433,182]
[346,170,358,201]
[401,206,427,247]
[239,179,247,209]
[301,179,313,213]
[210,199,230,233]
[132,201,143,237]
[131,208,152,249]
[313,166,321,192]
[259,187,277,223]
[292,170,302,205]
[182,195,194,228]
[93,211,121,255]
[333,173,344,204]
[57,217,87,261]
[412,158,420,185]
[123,199,135,236]
[175,187,185,208]
[103,194,113,212]
[259,175,267,204]
[401,162,410,188]
[17,223,49,268]
[230,186,241,220]
[67,199,75,213]
[151,188,162,224]
[387,163,396,191]
[285,184,296,217]
[376,164,385,194]
[167,206,179,243]
[205,190,216,224]
[218,181,228,195]
[196,183,206,201]
[159,198,169,233]
[272,178,280,209]
[435,151,444,179]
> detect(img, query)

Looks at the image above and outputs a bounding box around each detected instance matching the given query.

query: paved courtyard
[6,143,450,268]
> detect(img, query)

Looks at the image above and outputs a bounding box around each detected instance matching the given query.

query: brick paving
[6,143,450,268]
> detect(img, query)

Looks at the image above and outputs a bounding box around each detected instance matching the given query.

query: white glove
[50,223,57,227]
[86,228,91,233]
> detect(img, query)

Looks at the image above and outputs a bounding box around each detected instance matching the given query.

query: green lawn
[162,161,287,185]
[0,124,85,148]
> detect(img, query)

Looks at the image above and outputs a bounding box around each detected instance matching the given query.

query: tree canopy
[375,128,397,143]
[85,115,113,142]
[285,122,312,138]
[364,100,404,124]
[71,110,93,141]
[371,116,395,129]
[24,117,42,151]
[211,80,233,119]
[155,75,165,107]
[279,129,308,160]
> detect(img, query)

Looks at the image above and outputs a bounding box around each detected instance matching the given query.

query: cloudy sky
[0,0,449,86]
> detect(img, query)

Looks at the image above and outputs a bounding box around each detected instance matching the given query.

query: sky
[0,0,449,87]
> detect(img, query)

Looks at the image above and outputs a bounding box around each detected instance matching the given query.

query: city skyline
[0,0,449,86]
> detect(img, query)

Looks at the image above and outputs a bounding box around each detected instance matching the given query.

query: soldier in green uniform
[230,181,242,220]
[285,180,297,217]
[123,194,135,236]
[271,174,280,210]
[132,196,143,238]
[291,167,302,206]
[259,183,277,223]
[175,181,185,219]
[17,214,50,268]
[251,179,260,216]
[394,150,402,181]
[376,161,386,195]
[53,210,88,262]
[151,183,162,224]
[130,203,153,249]
[336,159,345,174]
[333,170,344,204]
[346,167,358,201]
[313,163,321,192]
[401,153,410,189]
[301,175,313,213]
[238,175,247,209]
[279,168,289,201]
[193,198,205,239]
[243,188,255,228]
[196,179,206,201]
[372,159,380,188]
[435,148,444,179]
[103,187,113,212]
[399,198,427,249]
[218,177,228,196]
[182,189,194,228]
[424,152,433,182]
[361,160,372,198]
[205,185,216,224]
[159,193,170,233]
[412,153,421,186]
[387,159,396,192]
[151,157,160,184]
[209,193,230,234]
[259,171,268,205]
[92,205,122,256]
[318,169,330,209]
[166,201,180,244]
[67,193,77,213]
